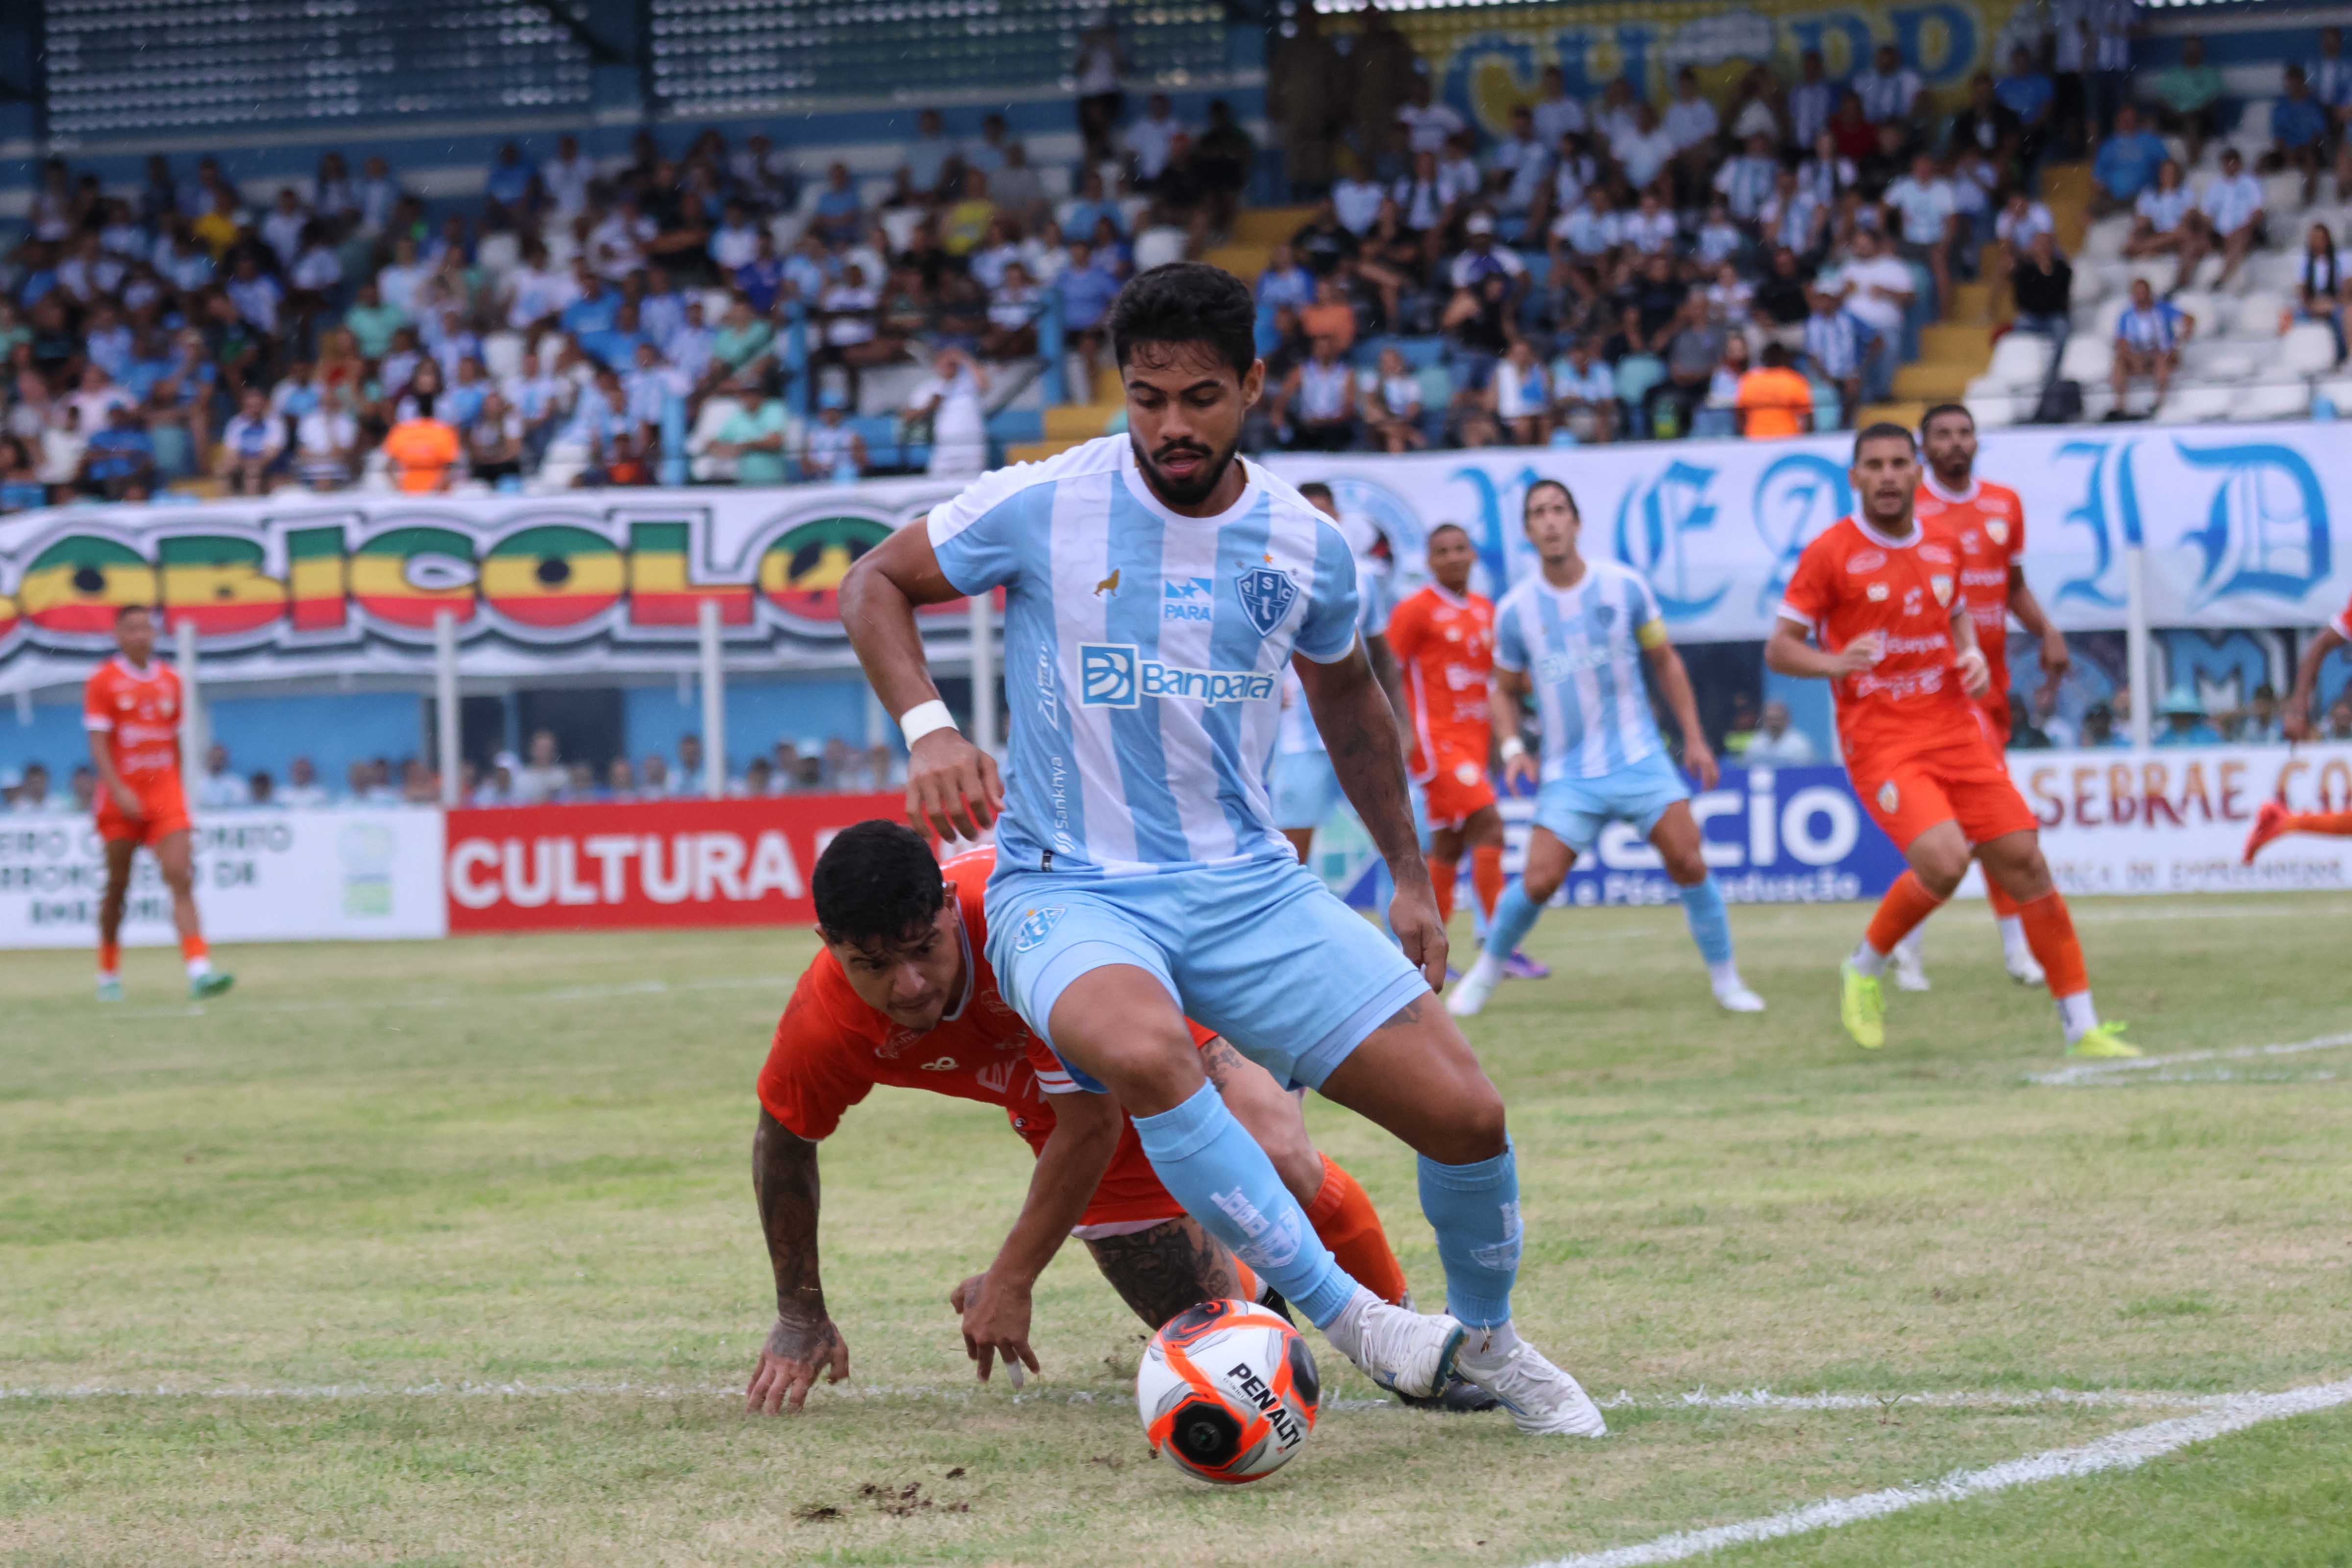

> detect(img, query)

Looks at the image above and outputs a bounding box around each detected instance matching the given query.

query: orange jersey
[1915,475,2025,698]
[2332,587,2352,643]
[83,657,185,787]
[1780,514,1977,767]
[1385,584,1496,780]
[754,849,1205,1229]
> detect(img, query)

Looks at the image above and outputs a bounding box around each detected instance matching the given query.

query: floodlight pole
[699,598,726,798]
[434,610,461,807]
[2124,542,2152,750]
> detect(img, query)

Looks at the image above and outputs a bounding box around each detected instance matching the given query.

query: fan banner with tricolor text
[0,480,980,696]
[442,792,908,932]
[1263,420,2352,644]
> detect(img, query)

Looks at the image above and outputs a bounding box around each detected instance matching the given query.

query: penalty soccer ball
[1135,1299,1320,1484]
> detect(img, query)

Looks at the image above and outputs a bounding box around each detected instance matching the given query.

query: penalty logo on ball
[1136,1299,1320,1485]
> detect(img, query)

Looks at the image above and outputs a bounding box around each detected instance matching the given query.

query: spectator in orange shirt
[382,396,462,492]
[1298,275,1358,354]
[1735,343,1815,439]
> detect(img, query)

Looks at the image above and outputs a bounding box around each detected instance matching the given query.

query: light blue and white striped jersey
[1493,560,1667,781]
[928,436,1362,875]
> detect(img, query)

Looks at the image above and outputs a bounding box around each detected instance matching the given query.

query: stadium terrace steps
[1202,243,1276,281]
[1859,399,1931,429]
[1007,439,1084,464]
[1042,403,1123,442]
[2042,162,2095,254]
[1232,206,1319,245]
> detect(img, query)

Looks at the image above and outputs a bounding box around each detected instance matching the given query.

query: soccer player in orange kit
[1888,403,2075,991]
[83,604,233,1003]
[744,824,1490,1414]
[2244,585,2352,860]
[1766,425,2134,1057]
[1385,524,1510,940]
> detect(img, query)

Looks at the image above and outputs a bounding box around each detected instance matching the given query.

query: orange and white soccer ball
[1135,1299,1320,1484]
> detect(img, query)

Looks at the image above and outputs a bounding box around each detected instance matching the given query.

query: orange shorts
[1977,690,2012,749]
[1851,728,2037,853]
[1420,752,1498,831]
[96,782,192,846]
[1012,1018,1222,1231]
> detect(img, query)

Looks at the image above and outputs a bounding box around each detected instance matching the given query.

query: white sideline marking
[1528,1377,2352,1568]
[0,1382,2240,1412]
[2026,1031,2352,1087]
[101,973,784,1021]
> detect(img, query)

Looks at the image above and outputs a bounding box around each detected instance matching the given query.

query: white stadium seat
[2092,296,2131,342]
[2281,321,2341,377]
[480,331,524,381]
[2154,385,2239,423]
[2314,374,2352,411]
[2262,172,2308,219]
[2058,333,2115,385]
[2248,250,2304,293]
[1963,393,2018,429]
[2181,341,2256,382]
[2081,216,2132,263]
[1982,331,2053,392]
[2230,292,2289,337]
[2230,381,2313,421]
[2170,290,2220,336]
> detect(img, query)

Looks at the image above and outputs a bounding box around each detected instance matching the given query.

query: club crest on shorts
[1454,760,1481,785]
[1878,781,1900,813]
[1013,906,1066,953]
[1930,574,1955,606]
[1235,566,1299,637]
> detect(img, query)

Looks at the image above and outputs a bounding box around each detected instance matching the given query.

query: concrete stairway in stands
[1862,161,2090,430]
[1011,205,1313,463]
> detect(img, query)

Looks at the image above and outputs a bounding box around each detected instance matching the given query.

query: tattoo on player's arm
[1086,1220,1241,1328]
[752,1109,828,1323]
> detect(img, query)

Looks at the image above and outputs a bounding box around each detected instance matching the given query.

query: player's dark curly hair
[1852,421,1917,462]
[1109,262,1259,380]
[811,820,944,949]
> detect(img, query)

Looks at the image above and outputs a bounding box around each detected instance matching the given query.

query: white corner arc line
[1526,1376,2352,1568]
[2025,1031,2352,1087]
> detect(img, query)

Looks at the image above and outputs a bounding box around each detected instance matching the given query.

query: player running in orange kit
[1385,525,1510,937]
[1888,403,2075,992]
[83,604,232,1003]
[2244,586,2352,859]
[1765,424,2134,1057]
[745,823,1489,1414]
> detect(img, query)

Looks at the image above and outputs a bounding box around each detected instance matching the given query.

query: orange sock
[1305,1154,1410,1305]
[1864,870,1946,955]
[1230,1257,1261,1304]
[2289,811,2352,836]
[180,933,208,963]
[1427,855,1458,927]
[1984,875,2020,920]
[98,940,121,976]
[1470,844,1505,921]
[2017,890,2089,998]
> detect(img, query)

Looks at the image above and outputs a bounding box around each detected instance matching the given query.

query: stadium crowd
[0,728,910,814]
[7,12,2352,505]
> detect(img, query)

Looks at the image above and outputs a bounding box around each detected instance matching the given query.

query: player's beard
[1131,428,1240,509]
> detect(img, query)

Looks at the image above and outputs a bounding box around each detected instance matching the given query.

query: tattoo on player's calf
[1087,1222,1237,1326]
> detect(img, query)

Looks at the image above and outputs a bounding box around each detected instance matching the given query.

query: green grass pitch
[3,894,2350,1566]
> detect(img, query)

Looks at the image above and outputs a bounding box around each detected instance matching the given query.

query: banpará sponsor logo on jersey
[1077,642,1278,709]
[1163,576,1215,623]
[1533,643,1620,684]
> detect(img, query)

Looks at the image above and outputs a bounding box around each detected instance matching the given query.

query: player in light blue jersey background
[1447,478,1766,1019]
[1269,480,1397,856]
[841,263,1605,1436]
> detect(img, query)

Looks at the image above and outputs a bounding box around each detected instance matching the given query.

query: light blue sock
[1481,880,1545,964]
[1417,1139,1520,1329]
[1132,1081,1358,1327]
[1677,875,1734,966]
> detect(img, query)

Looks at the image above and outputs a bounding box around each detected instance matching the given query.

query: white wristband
[1499,736,1527,763]
[898,699,958,746]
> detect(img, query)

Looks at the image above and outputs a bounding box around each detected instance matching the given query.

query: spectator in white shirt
[1128,94,1185,185]
[1743,702,1817,763]
[278,757,330,808]
[2122,159,2203,293]
[907,345,989,478]
[376,236,429,319]
[1591,76,1640,151]
[259,188,310,270]
[196,744,251,809]
[1714,131,1779,222]
[512,731,568,805]
[1726,64,1782,145]
[1530,65,1589,148]
[1830,228,1914,401]
[1613,103,1679,194]
[1663,67,1721,201]
[710,201,762,273]
[1366,344,1426,453]
[1550,336,1616,443]
[1853,43,1922,125]
[1621,188,1678,255]
[1395,77,1467,158]
[1488,106,1549,218]
[1883,152,1959,311]
[1332,171,1388,235]
[357,155,403,235]
[216,387,284,495]
[1490,338,1550,446]
[541,135,593,221]
[2196,148,2265,290]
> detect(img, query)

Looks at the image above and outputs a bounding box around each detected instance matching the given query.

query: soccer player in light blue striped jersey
[1447,478,1765,1019]
[840,264,1606,1436]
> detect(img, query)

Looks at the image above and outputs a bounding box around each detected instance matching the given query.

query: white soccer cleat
[1456,1333,1608,1437]
[1713,981,1767,1013]
[2007,951,2048,988]
[1446,965,1500,1018]
[1889,943,1931,992]
[1348,1300,1466,1401]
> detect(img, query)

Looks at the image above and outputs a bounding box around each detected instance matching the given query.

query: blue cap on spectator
[819,389,848,411]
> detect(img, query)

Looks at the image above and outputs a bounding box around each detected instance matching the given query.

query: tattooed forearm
[1086,1218,1244,1328]
[1298,642,1425,878]
[752,1108,827,1322]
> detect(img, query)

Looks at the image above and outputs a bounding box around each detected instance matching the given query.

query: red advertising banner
[444,793,908,932]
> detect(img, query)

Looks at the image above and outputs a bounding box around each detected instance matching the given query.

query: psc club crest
[1235,566,1299,637]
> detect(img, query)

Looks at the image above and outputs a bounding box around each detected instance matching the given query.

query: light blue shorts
[1269,748,1347,833]
[1534,750,1692,856]
[983,856,1431,1094]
